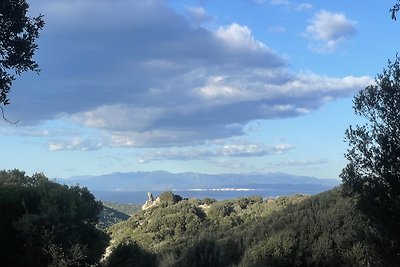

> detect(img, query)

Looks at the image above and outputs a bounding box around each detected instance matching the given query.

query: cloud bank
[138,142,292,163]
[9,0,370,150]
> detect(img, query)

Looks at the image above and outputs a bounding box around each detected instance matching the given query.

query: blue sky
[0,0,398,179]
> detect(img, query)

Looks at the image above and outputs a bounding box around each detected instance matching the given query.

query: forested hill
[97,202,141,230]
[104,189,397,267]
[2,170,398,266]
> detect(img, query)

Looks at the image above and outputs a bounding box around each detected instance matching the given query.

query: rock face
[141,192,160,210]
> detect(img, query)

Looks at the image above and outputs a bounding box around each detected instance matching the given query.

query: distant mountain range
[57,171,340,193]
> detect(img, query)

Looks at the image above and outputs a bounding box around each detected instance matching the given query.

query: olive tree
[341,56,400,262]
[0,0,44,117]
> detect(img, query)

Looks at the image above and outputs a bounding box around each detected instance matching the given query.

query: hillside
[103,189,395,267]
[97,202,142,230]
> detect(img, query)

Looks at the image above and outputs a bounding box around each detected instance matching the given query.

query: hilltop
[102,188,396,267]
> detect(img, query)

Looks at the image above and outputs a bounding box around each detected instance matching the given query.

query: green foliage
[105,241,158,267]
[107,189,400,266]
[0,0,44,107]
[237,188,383,266]
[97,202,141,230]
[158,191,183,204]
[0,169,109,266]
[107,193,309,266]
[179,238,221,267]
[103,201,141,216]
[341,55,400,264]
[200,197,217,205]
[97,206,132,231]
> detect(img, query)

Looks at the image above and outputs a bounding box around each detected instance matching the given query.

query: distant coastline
[57,171,340,204]
[92,186,334,204]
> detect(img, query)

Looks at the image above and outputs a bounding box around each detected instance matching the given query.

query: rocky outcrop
[141,192,160,210]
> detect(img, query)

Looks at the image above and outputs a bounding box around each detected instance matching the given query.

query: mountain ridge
[57,171,340,192]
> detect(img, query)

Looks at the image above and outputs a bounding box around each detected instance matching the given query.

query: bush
[106,241,158,267]
[0,169,109,266]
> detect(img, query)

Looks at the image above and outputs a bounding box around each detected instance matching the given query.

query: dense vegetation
[0,170,109,267]
[103,202,142,217]
[341,55,400,264]
[97,202,141,230]
[1,171,398,266]
[104,189,396,267]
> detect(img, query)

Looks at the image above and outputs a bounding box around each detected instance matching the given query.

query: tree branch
[0,106,19,124]
[391,0,400,20]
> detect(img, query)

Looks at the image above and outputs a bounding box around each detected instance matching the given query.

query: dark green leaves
[0,169,109,266]
[0,0,44,107]
[341,55,400,264]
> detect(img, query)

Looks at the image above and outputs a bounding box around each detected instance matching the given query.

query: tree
[340,55,400,263]
[0,170,109,266]
[391,0,400,20]
[106,241,158,267]
[0,0,44,117]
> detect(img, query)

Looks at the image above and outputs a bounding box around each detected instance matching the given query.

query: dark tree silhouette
[391,0,400,20]
[0,170,109,266]
[0,0,44,119]
[106,241,158,267]
[341,56,400,263]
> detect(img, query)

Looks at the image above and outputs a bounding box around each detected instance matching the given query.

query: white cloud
[280,159,328,166]
[0,126,50,137]
[304,10,357,53]
[296,3,312,11]
[108,130,211,148]
[48,137,103,151]
[197,76,243,99]
[73,105,164,132]
[137,142,292,163]
[215,23,268,51]
[185,6,212,24]
[221,143,292,156]
[63,70,371,148]
[10,0,371,149]
[196,70,371,103]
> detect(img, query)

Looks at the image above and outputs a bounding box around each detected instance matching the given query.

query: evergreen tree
[341,56,400,264]
[0,170,109,266]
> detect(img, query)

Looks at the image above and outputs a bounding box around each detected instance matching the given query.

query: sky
[0,0,398,179]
